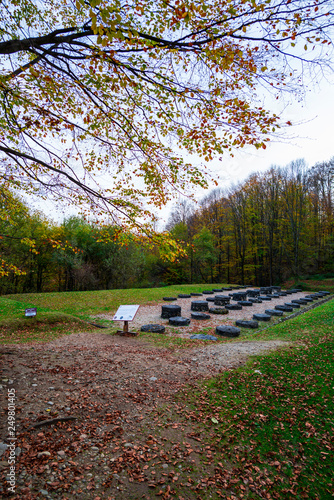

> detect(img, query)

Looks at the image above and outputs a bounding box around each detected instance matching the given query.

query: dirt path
[0,332,290,499]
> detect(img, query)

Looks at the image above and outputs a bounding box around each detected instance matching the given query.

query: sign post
[113,305,140,336]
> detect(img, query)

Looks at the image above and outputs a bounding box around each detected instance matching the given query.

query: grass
[5,284,231,321]
[0,286,333,497]
[0,297,95,344]
[166,298,334,499]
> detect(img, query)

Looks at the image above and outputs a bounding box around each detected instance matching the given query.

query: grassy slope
[5,284,231,318]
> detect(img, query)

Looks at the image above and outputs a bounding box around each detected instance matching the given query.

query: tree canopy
[0,0,333,230]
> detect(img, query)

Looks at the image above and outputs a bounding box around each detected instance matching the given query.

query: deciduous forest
[1,157,333,294]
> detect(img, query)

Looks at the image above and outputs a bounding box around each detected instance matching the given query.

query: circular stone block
[191,300,209,312]
[161,304,181,319]
[209,307,229,315]
[278,292,288,296]
[253,313,271,322]
[258,296,272,301]
[202,290,214,294]
[235,320,259,329]
[190,334,217,341]
[191,312,211,320]
[238,300,253,306]
[205,297,216,302]
[141,324,166,334]
[212,288,223,292]
[305,294,318,299]
[285,302,300,308]
[225,304,242,310]
[303,298,313,302]
[216,325,240,337]
[214,299,230,306]
[232,292,247,301]
[248,298,262,303]
[178,294,191,298]
[275,305,293,312]
[292,299,307,305]
[169,316,190,326]
[190,293,203,296]
[163,297,177,301]
[265,309,283,317]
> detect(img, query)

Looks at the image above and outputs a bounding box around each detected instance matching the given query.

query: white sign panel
[113,305,139,322]
[25,307,37,317]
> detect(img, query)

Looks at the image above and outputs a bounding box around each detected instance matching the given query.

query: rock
[161,304,181,319]
[209,307,229,315]
[205,297,216,302]
[216,325,240,337]
[141,324,165,334]
[235,320,258,329]
[37,451,51,458]
[238,300,253,306]
[258,296,272,301]
[291,299,307,305]
[39,490,49,496]
[225,304,242,310]
[79,434,88,440]
[162,464,169,469]
[275,305,293,312]
[149,377,158,381]
[265,309,283,317]
[190,293,202,296]
[248,298,262,303]
[212,288,223,292]
[178,294,191,298]
[0,443,8,456]
[163,297,177,301]
[191,300,209,312]
[202,290,214,294]
[285,302,300,308]
[57,450,66,457]
[91,446,99,452]
[214,297,230,306]
[190,334,217,341]
[232,292,247,301]
[253,313,271,322]
[190,312,211,320]
[169,316,190,326]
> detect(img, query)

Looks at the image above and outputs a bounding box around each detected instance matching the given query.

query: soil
[0,291,321,499]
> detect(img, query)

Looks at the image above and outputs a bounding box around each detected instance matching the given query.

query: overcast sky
[157,76,334,228]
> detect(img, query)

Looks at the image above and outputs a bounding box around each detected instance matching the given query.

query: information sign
[113,305,139,322]
[25,308,37,317]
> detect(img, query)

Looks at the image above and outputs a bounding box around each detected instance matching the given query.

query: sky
[157,76,334,228]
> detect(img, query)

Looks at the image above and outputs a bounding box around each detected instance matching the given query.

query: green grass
[5,284,230,320]
[0,297,95,344]
[170,299,334,499]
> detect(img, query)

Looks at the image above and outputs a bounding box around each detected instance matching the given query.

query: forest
[1,157,333,295]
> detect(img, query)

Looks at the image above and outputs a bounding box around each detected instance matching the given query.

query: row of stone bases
[140,286,330,340]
